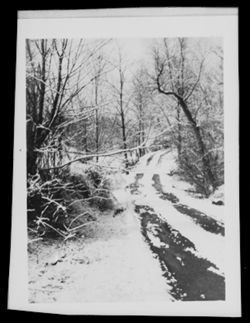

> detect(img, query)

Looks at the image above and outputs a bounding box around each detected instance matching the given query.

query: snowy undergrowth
[29,155,174,303]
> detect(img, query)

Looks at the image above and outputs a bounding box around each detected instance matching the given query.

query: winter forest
[26,38,225,302]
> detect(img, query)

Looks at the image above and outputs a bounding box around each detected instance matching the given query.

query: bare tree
[92,54,106,161]
[131,67,151,157]
[26,39,110,176]
[106,51,130,170]
[152,38,217,195]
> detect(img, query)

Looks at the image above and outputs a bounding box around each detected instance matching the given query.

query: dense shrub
[177,148,224,197]
[85,167,114,211]
[27,165,113,239]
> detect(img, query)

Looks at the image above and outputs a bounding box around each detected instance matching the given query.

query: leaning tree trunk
[178,96,216,194]
[95,76,99,162]
[176,103,182,159]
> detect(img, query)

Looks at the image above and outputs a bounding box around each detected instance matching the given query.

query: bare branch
[39,142,150,171]
[184,58,205,101]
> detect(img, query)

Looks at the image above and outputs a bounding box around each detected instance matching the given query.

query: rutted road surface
[152,174,225,236]
[129,150,225,301]
[135,204,225,300]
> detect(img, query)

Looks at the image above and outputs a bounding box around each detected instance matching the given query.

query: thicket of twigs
[27,166,113,241]
[177,150,224,197]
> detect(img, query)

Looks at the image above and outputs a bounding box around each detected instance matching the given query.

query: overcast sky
[115,38,152,64]
[101,37,222,84]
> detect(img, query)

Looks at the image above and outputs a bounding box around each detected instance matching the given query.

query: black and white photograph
[9,8,240,316]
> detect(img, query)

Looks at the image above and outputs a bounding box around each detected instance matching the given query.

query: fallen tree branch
[68,211,92,228]
[39,143,150,171]
[42,222,66,238]
[67,221,96,233]
[28,237,43,244]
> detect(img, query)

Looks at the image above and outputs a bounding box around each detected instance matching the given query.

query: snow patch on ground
[207,266,224,276]
[146,223,170,249]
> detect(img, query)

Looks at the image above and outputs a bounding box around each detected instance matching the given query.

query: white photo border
[9,8,240,316]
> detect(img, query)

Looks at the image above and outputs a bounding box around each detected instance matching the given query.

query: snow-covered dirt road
[28,149,225,303]
[128,149,225,301]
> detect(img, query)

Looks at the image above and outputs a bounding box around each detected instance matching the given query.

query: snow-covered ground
[57,209,173,302]
[28,148,225,303]
[28,204,173,303]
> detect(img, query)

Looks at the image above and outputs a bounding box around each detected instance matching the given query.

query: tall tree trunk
[38,40,47,124]
[118,65,129,170]
[27,146,38,176]
[176,103,182,159]
[95,76,99,162]
[121,110,128,168]
[95,109,99,162]
[138,102,145,157]
[178,96,216,193]
[82,120,88,153]
[120,91,129,169]
[138,115,142,157]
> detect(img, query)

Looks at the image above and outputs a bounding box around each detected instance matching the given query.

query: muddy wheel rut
[152,174,225,236]
[135,204,225,301]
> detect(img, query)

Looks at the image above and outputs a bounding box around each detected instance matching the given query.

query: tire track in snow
[135,204,225,301]
[152,174,225,236]
[157,151,170,165]
[146,154,155,165]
